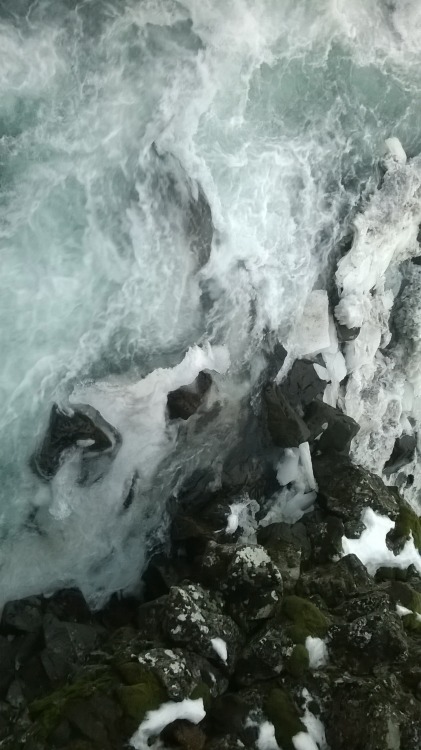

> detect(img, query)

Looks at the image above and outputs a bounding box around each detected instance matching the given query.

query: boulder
[314,456,400,535]
[304,400,359,456]
[383,434,417,476]
[257,521,310,591]
[30,403,121,483]
[281,359,326,408]
[163,583,243,670]
[263,383,310,448]
[297,554,373,608]
[167,371,212,420]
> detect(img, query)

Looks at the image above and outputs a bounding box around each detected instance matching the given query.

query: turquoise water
[1,0,421,605]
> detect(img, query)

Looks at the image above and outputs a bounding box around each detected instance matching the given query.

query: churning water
[1,0,421,606]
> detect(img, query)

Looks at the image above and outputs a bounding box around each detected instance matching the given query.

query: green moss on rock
[116,673,167,722]
[264,688,306,750]
[29,671,113,740]
[390,504,421,552]
[114,661,147,686]
[189,682,212,710]
[286,644,309,677]
[282,595,330,643]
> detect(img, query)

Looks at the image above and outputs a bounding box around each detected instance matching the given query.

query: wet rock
[41,616,101,682]
[46,589,92,625]
[30,403,121,482]
[314,456,400,535]
[163,583,243,670]
[304,400,360,456]
[389,581,421,633]
[263,383,310,448]
[0,637,15,698]
[297,554,373,608]
[383,434,417,476]
[386,501,421,554]
[281,359,326,408]
[257,521,310,591]
[335,321,361,341]
[161,718,207,750]
[1,597,43,634]
[167,371,212,421]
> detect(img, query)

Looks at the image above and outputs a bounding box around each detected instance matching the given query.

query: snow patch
[305,636,328,669]
[130,698,205,749]
[342,508,421,575]
[211,637,227,664]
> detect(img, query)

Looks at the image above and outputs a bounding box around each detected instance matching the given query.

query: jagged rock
[234,625,292,686]
[41,616,102,682]
[30,403,121,483]
[281,359,325,408]
[296,554,373,608]
[1,597,43,634]
[134,647,227,700]
[304,400,360,456]
[263,383,310,448]
[200,542,283,629]
[257,521,310,591]
[313,456,400,535]
[329,610,408,670]
[383,434,417,476]
[326,675,421,750]
[301,510,345,564]
[167,371,212,420]
[0,637,15,698]
[163,583,243,670]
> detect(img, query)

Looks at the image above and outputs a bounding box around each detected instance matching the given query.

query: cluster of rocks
[4,359,421,749]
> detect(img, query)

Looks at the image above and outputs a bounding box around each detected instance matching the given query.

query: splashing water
[2,0,421,606]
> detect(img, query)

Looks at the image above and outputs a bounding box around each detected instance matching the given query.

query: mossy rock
[286,644,309,678]
[116,672,167,723]
[189,682,212,710]
[29,670,113,740]
[282,595,330,643]
[264,687,306,750]
[389,504,421,552]
[114,661,147,686]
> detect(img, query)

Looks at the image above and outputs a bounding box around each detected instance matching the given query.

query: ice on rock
[292,689,328,750]
[384,137,407,165]
[130,698,205,749]
[263,442,317,525]
[257,722,280,750]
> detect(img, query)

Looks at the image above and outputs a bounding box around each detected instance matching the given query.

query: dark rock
[0,636,15,698]
[167,371,212,420]
[301,510,345,564]
[30,403,121,483]
[326,675,421,750]
[136,646,227,700]
[41,616,101,682]
[161,719,207,750]
[304,400,359,456]
[1,597,43,634]
[281,359,326,408]
[263,383,310,448]
[335,321,361,341]
[314,456,400,534]
[234,625,288,686]
[329,610,408,670]
[163,583,243,670]
[297,554,373,608]
[257,521,310,591]
[188,187,213,270]
[383,434,417,476]
[200,542,283,629]
[46,589,92,625]
[411,255,421,265]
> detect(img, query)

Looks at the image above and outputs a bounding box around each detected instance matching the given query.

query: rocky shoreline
[1,365,421,750]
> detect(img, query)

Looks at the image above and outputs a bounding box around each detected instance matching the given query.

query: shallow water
[1,0,421,606]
